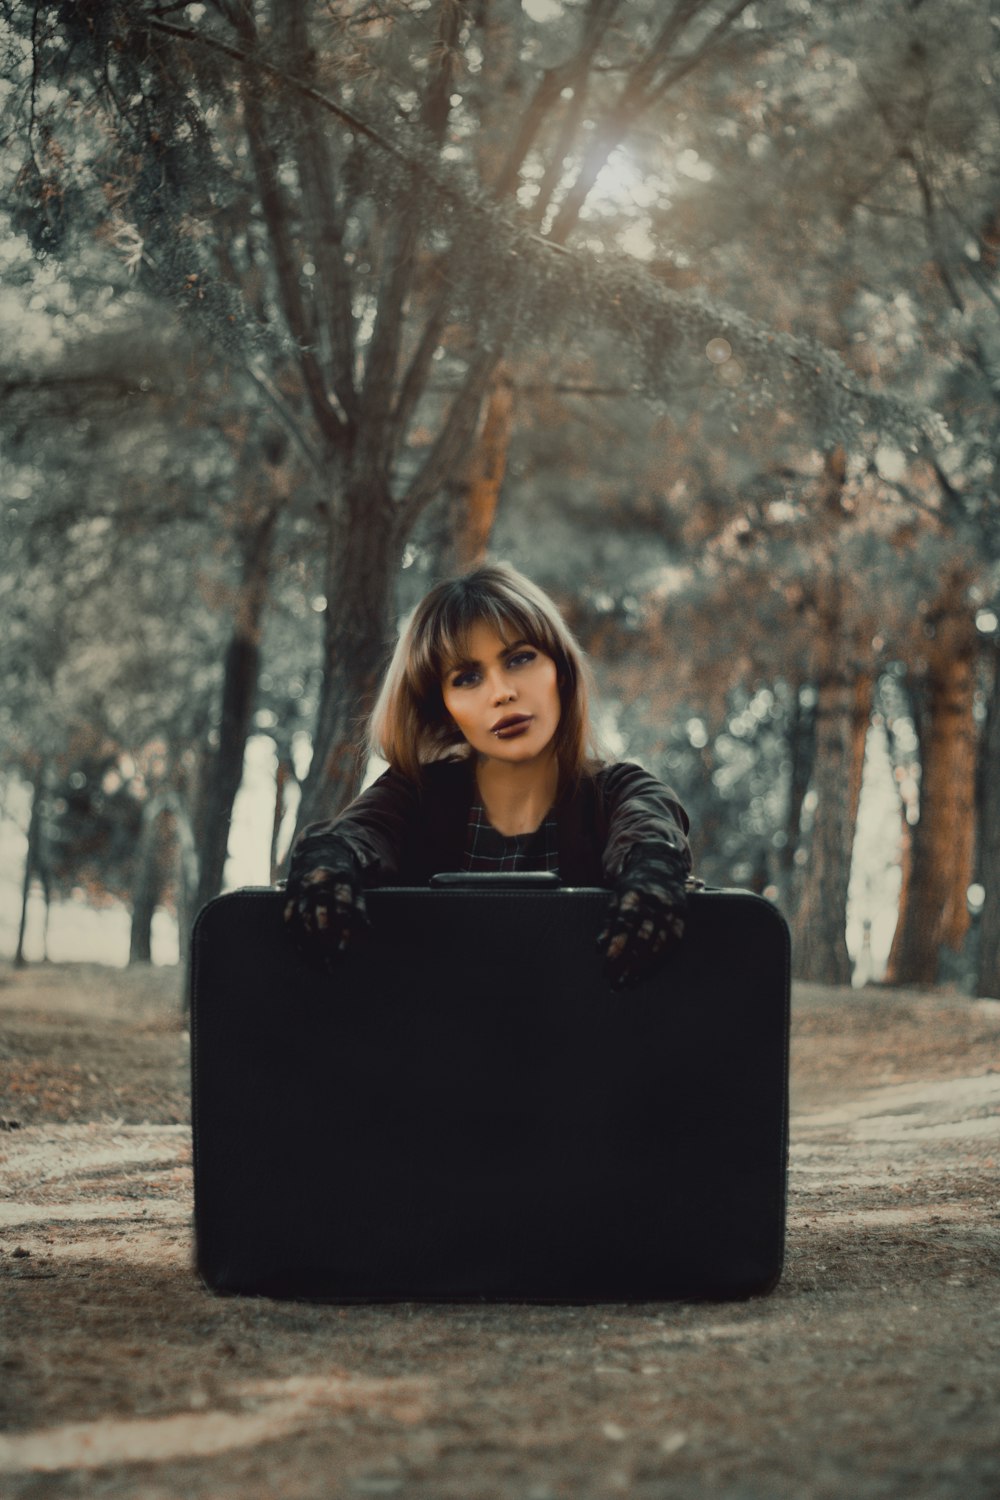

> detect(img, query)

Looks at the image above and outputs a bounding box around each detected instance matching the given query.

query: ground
[0,962,998,1500]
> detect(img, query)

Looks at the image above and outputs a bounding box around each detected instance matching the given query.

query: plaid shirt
[462,800,560,874]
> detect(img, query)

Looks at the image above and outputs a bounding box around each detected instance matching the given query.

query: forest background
[0,0,997,999]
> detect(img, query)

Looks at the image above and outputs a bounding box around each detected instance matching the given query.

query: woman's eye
[451,670,479,688]
[508,651,537,668]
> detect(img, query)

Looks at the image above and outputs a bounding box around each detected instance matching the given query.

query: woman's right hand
[283,852,371,964]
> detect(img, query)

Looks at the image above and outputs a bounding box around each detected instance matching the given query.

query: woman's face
[441,620,561,766]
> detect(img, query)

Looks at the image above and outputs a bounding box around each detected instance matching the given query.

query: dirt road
[1,964,998,1499]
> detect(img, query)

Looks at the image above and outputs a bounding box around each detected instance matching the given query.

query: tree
[625,0,999,985]
[0,287,269,959]
[977,638,1000,997]
[1,0,938,854]
[813,0,1000,988]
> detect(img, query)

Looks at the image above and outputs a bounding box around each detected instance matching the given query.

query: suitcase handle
[428,873,708,891]
[429,871,561,889]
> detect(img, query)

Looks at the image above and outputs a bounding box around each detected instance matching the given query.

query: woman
[285,563,691,989]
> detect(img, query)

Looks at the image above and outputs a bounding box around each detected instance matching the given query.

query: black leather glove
[597,845,688,991]
[283,842,371,966]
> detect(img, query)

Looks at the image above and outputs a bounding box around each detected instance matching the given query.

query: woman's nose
[490,674,515,704]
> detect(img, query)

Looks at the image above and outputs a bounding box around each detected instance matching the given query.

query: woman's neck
[474,752,559,836]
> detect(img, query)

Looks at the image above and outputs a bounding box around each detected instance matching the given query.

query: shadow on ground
[1,965,998,1499]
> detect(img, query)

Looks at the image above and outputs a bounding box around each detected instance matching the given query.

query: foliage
[1,0,997,984]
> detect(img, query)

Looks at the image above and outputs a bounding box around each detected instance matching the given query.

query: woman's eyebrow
[447,639,531,672]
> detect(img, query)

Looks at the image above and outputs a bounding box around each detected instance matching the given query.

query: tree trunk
[293,495,403,835]
[40,873,53,963]
[431,365,515,576]
[270,755,295,883]
[886,584,977,986]
[888,804,913,969]
[976,641,1000,998]
[14,766,49,969]
[791,622,871,985]
[475,0,524,185]
[777,679,815,914]
[173,796,199,972]
[14,782,39,968]
[193,499,281,915]
[130,798,172,964]
[791,448,871,986]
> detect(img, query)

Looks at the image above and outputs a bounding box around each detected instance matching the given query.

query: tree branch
[388,283,453,464]
[280,0,360,429]
[960,251,1000,318]
[401,347,500,526]
[148,16,420,161]
[526,67,593,228]
[242,362,324,474]
[228,11,347,449]
[490,0,624,202]
[421,0,466,144]
[354,1,469,474]
[907,150,966,314]
[648,0,762,99]
[547,0,756,243]
[141,11,941,450]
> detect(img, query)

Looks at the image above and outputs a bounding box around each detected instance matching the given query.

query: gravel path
[1,964,998,1499]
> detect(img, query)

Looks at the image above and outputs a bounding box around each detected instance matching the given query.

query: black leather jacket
[288,759,690,889]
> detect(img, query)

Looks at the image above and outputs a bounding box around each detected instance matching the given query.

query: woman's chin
[480,736,555,765]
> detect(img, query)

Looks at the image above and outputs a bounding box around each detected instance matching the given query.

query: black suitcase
[190,881,789,1302]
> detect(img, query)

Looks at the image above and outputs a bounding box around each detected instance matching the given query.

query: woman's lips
[491,714,532,738]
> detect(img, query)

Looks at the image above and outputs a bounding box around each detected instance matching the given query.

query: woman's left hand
[597,847,689,991]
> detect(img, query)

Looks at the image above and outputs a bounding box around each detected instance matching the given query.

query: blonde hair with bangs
[367,563,599,785]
